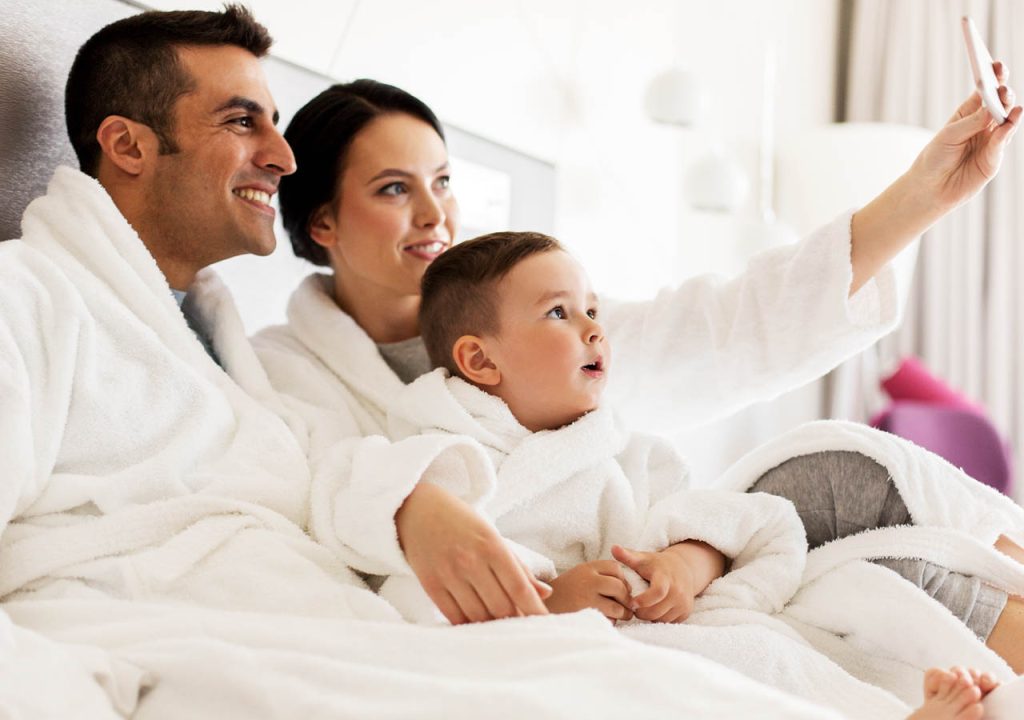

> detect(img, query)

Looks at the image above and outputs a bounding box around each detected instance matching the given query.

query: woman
[254,78,1024,666]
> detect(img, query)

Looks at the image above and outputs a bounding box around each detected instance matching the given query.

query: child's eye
[587,308,598,319]
[546,306,566,320]
[379,182,407,196]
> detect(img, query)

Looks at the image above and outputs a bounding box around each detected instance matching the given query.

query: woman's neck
[331,274,420,344]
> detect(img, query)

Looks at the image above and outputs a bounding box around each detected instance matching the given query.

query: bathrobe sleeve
[602,210,902,433]
[307,433,498,576]
[619,434,807,613]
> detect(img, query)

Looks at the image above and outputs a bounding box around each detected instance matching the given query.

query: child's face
[485,250,610,432]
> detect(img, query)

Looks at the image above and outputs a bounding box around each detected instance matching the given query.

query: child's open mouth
[581,357,604,378]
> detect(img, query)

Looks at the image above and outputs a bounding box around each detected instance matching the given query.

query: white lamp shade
[645,68,702,126]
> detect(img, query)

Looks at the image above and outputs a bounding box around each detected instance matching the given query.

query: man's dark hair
[65,4,272,177]
[420,231,562,378]
[280,80,446,267]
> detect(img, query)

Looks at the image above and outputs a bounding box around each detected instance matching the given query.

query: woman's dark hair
[66,4,272,178]
[279,79,446,267]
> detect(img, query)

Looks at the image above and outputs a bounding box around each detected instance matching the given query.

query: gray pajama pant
[750,451,1009,641]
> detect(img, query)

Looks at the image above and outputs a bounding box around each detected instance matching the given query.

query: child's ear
[452,335,500,386]
[308,204,337,248]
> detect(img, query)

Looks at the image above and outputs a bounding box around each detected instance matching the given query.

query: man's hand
[612,541,726,623]
[395,483,550,624]
[545,560,634,622]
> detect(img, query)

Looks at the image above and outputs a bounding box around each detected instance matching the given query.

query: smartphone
[961,16,1007,124]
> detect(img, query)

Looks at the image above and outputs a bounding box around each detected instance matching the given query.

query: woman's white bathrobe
[254,209,903,577]
[0,166,853,720]
[382,371,1024,719]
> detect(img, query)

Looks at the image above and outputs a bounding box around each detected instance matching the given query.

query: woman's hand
[850,61,1021,294]
[908,61,1020,213]
[395,483,550,624]
[544,560,634,623]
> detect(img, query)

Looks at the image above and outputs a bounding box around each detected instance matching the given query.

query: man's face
[145,44,295,278]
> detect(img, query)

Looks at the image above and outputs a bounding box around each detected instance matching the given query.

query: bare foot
[907,667,991,720]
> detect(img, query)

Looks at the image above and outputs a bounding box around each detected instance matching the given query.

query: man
[0,6,834,718]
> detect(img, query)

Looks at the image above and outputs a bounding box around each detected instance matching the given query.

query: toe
[923,668,947,699]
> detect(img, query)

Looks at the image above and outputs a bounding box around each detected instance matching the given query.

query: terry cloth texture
[751,450,1009,640]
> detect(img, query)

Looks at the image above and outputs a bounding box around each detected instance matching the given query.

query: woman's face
[311,112,459,306]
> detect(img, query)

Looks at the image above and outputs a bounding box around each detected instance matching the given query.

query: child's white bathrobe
[383,370,808,621]
[254,209,904,580]
[0,167,852,720]
[383,371,1024,720]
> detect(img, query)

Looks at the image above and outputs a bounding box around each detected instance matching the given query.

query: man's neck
[101,174,199,292]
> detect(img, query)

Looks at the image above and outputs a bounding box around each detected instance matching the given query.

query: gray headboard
[0,0,135,242]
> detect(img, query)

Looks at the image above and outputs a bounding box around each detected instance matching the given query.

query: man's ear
[452,335,501,386]
[308,204,338,248]
[95,116,155,176]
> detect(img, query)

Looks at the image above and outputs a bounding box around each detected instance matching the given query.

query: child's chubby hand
[544,560,634,623]
[611,544,699,623]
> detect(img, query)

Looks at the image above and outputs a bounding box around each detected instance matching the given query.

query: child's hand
[545,560,634,623]
[611,545,699,623]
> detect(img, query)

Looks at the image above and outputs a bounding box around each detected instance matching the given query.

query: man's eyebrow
[367,162,450,185]
[214,96,280,125]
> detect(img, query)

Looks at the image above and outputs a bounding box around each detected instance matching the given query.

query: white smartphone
[961,16,1007,124]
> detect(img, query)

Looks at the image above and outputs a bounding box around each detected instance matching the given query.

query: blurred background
[3,0,1022,501]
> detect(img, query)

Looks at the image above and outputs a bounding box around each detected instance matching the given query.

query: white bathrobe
[254,209,903,575]
[383,370,808,625]
[0,167,854,720]
[382,371,1024,719]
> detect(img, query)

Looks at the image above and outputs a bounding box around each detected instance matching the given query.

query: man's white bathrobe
[0,166,850,720]
[254,209,903,578]
[382,371,1024,720]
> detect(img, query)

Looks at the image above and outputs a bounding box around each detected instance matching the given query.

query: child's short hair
[420,231,563,377]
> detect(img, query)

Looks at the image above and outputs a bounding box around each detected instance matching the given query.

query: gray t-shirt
[377,335,432,384]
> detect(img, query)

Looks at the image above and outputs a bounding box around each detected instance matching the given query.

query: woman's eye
[546,306,566,320]
[379,182,407,196]
[436,175,451,190]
